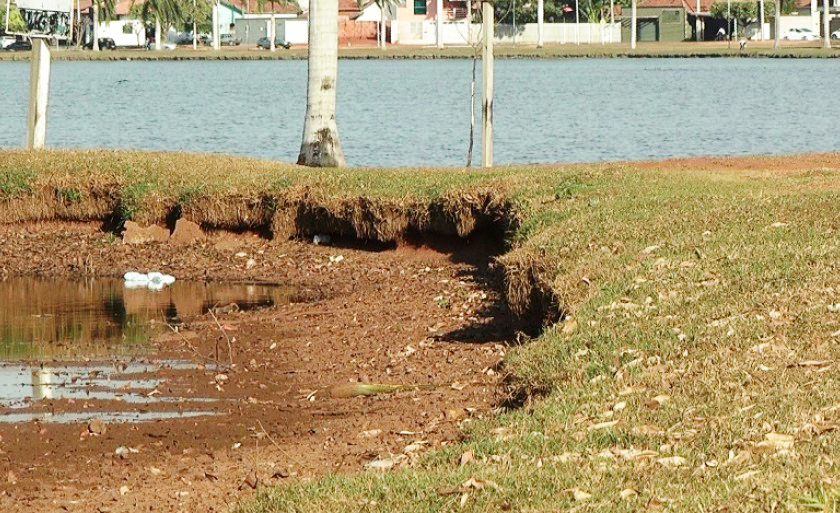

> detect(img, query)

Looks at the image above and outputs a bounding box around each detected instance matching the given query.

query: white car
[0,36,15,49]
[781,27,819,40]
[831,28,840,39]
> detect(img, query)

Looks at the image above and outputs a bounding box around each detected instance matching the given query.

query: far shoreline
[1,41,839,61]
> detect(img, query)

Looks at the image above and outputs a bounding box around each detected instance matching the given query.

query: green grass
[4,150,840,511]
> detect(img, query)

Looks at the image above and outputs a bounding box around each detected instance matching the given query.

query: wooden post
[27,38,51,150]
[482,0,493,168]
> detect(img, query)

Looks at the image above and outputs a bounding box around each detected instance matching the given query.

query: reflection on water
[0,361,223,423]
[0,278,292,359]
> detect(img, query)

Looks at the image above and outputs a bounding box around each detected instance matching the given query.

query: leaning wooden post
[481,0,493,168]
[27,37,51,149]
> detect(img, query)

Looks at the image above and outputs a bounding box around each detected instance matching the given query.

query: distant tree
[131,0,183,49]
[180,0,212,34]
[710,0,793,37]
[493,0,623,24]
[0,2,27,33]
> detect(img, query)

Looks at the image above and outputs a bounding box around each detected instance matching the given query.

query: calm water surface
[1,58,839,166]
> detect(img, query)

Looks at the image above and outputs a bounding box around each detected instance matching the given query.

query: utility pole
[482,0,493,168]
[512,0,516,46]
[574,0,579,43]
[758,0,765,39]
[537,0,544,46]
[631,0,637,48]
[824,0,830,47]
[212,1,220,49]
[27,37,51,149]
[436,0,443,48]
[609,0,614,43]
[696,0,701,40]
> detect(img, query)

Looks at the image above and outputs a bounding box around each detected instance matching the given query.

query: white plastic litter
[313,234,331,245]
[123,271,175,290]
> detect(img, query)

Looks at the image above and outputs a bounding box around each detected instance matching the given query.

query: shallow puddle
[0,277,291,422]
[0,277,292,359]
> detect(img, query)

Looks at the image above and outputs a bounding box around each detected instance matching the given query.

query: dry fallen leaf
[6,470,16,485]
[588,420,619,431]
[764,432,794,451]
[620,488,639,500]
[459,450,475,466]
[656,456,687,467]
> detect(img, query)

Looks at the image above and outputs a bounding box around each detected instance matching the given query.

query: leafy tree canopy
[492,0,626,24]
[1,2,27,33]
[710,0,796,22]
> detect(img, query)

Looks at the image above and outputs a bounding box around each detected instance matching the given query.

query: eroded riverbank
[0,221,513,512]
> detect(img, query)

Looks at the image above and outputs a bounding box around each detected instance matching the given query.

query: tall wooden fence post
[27,37,51,150]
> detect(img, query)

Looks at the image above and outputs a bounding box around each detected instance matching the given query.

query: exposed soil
[0,222,517,512]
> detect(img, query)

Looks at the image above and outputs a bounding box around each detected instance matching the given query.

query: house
[76,0,247,47]
[621,0,821,41]
[233,0,305,44]
[77,0,145,47]
[337,0,377,45]
[392,0,472,45]
[620,0,717,42]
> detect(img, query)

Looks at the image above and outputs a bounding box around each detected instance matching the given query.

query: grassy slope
[239,159,840,513]
[3,150,840,511]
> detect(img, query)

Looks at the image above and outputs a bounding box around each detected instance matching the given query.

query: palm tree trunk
[92,2,100,51]
[380,2,386,49]
[155,17,162,50]
[773,0,780,48]
[297,0,345,167]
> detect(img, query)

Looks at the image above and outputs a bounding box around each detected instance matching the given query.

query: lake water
[1,58,839,167]
[0,277,293,422]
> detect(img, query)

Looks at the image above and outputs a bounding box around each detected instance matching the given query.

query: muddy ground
[0,222,517,512]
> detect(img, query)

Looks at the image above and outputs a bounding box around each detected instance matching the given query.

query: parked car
[256,36,291,49]
[831,28,840,39]
[0,36,16,49]
[84,37,117,49]
[780,27,819,40]
[202,33,241,46]
[1,40,32,51]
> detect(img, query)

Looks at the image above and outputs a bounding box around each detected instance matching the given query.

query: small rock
[271,468,289,479]
[245,258,257,270]
[88,419,107,436]
[122,221,169,245]
[238,470,259,490]
[169,219,205,245]
[6,470,16,484]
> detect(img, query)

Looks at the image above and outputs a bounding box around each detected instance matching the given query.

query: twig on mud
[164,322,227,369]
[208,305,235,365]
[256,419,310,471]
